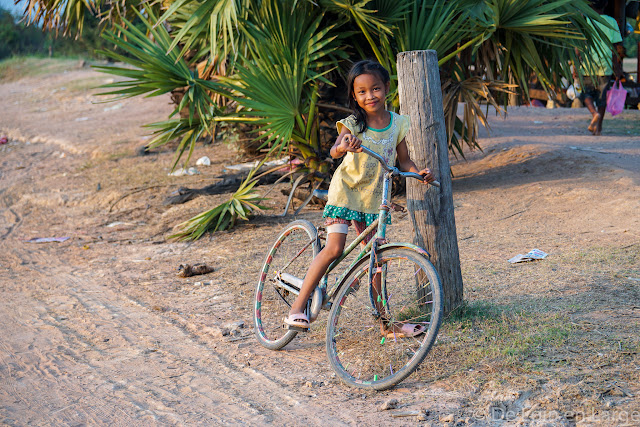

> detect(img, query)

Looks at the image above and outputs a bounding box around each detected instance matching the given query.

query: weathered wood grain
[397,50,463,314]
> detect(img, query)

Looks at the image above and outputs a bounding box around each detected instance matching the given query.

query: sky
[0,0,27,16]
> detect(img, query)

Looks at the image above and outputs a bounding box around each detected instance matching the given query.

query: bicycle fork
[368,238,390,324]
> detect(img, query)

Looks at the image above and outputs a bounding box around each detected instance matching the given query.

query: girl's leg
[288,231,346,317]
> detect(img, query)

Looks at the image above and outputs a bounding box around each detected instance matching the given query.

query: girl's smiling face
[352,73,389,115]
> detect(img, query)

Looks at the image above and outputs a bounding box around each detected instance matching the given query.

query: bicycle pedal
[284,324,309,332]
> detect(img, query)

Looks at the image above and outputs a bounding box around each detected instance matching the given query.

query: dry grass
[0,56,80,82]
[602,114,640,136]
[402,241,640,421]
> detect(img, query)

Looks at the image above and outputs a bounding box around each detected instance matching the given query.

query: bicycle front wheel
[254,220,320,350]
[326,247,443,390]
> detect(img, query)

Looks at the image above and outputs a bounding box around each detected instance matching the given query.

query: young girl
[284,60,435,336]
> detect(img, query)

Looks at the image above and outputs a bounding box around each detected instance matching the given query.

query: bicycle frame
[257,145,443,387]
[276,146,439,313]
[319,145,436,300]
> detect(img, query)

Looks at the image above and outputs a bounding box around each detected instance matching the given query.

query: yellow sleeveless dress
[323,112,410,226]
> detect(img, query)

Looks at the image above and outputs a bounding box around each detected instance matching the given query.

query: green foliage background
[0,6,110,60]
[623,19,639,57]
[7,0,630,238]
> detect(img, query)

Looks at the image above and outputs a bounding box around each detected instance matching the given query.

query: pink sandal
[385,323,426,338]
[284,313,310,329]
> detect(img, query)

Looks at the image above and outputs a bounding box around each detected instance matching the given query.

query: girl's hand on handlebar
[418,168,435,184]
[337,134,363,155]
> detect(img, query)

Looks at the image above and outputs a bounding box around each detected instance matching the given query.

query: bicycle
[253,146,444,390]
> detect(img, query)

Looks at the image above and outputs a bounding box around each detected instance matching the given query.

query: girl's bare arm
[330,128,363,159]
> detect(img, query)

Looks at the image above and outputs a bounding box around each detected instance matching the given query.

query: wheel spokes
[329,251,439,386]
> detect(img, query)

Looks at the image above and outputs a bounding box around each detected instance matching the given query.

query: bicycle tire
[254,219,320,350]
[325,246,443,390]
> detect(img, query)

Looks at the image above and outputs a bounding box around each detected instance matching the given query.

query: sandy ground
[1,61,639,426]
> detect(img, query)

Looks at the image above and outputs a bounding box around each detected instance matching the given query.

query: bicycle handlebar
[359,146,440,188]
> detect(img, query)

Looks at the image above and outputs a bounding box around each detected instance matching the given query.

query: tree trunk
[508,72,518,107]
[396,50,463,315]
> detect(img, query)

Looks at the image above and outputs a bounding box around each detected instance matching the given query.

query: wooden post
[397,50,463,315]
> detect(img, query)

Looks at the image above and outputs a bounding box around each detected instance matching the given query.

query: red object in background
[0,136,8,145]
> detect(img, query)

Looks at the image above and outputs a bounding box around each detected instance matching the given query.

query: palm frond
[321,0,396,66]
[470,0,614,93]
[20,0,151,35]
[93,5,233,168]
[158,0,251,59]
[442,71,516,158]
[397,0,471,57]
[144,115,214,171]
[169,155,272,240]
[21,0,98,35]
[219,0,341,154]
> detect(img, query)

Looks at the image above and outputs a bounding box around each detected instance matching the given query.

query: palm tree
[20,0,614,238]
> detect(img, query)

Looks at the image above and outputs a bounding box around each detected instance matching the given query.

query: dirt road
[1,60,639,425]
[2,244,350,425]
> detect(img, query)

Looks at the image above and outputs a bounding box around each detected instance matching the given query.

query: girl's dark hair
[346,60,390,133]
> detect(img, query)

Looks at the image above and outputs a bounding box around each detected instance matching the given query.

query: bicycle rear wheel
[254,220,320,350]
[326,246,443,390]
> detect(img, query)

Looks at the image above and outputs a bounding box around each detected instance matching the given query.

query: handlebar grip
[403,172,441,188]
[360,146,440,188]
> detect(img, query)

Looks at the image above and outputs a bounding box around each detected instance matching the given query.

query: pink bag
[606,81,627,116]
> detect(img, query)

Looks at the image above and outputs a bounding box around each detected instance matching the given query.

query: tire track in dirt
[0,260,136,426]
[0,190,22,240]
[0,207,20,239]
[0,242,356,425]
[0,338,56,426]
